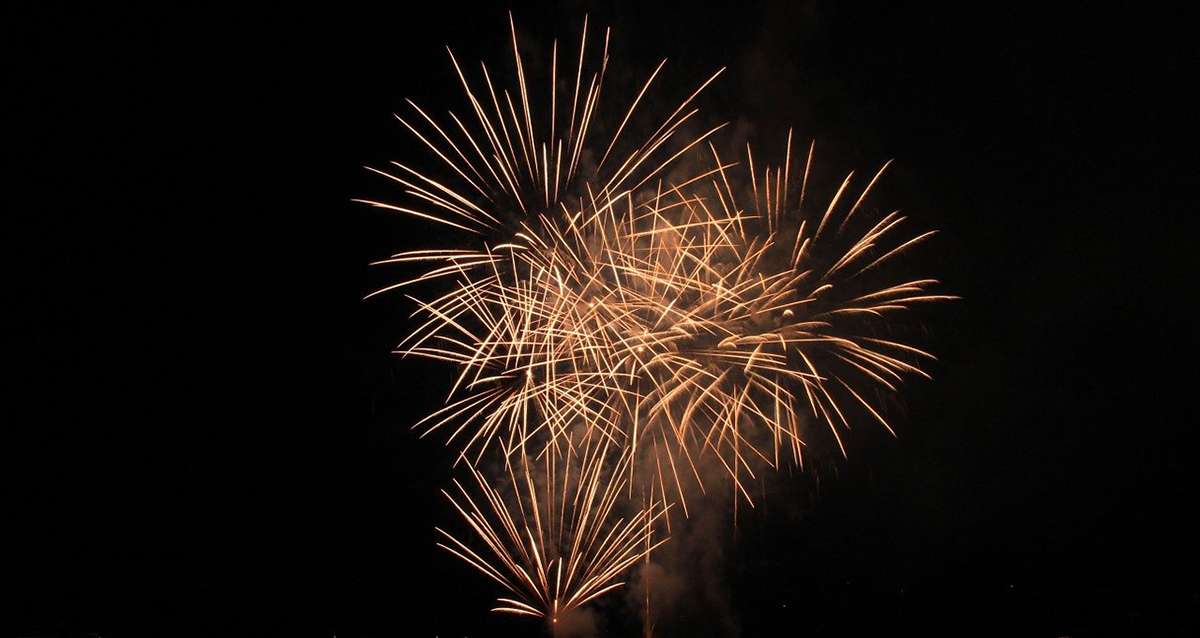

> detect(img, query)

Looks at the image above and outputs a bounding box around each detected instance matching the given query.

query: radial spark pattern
[365,15,953,622]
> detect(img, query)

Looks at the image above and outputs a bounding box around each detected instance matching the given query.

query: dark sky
[10,2,1198,637]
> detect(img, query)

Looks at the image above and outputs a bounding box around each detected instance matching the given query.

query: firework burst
[364,14,954,623]
[437,430,670,622]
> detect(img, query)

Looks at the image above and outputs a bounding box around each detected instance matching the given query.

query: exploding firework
[364,14,953,624]
[397,140,954,509]
[355,13,724,250]
[437,430,670,622]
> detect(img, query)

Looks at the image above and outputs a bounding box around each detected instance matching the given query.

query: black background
[9,2,1198,636]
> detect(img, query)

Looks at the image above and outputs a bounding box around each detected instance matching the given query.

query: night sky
[11,2,1198,636]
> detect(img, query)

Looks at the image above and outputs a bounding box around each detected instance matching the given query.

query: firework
[437,431,671,622]
[355,13,724,247]
[388,138,954,506]
[365,14,953,622]
[364,14,734,476]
